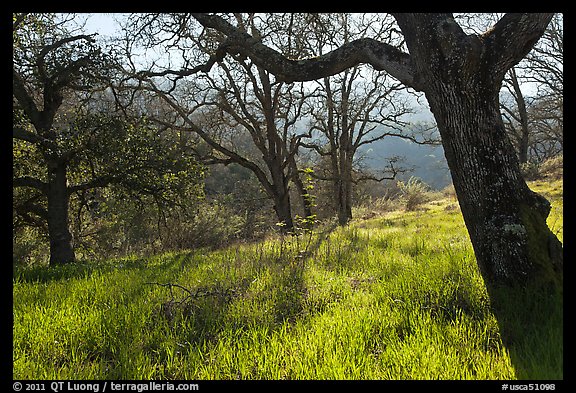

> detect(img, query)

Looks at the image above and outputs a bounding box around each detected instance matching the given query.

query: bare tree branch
[190,13,420,89]
[13,176,48,193]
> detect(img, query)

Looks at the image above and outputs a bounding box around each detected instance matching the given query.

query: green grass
[13,178,563,380]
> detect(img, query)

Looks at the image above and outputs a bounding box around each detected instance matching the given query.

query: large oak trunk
[392,13,563,291]
[397,13,563,375]
[425,60,563,376]
[426,79,562,290]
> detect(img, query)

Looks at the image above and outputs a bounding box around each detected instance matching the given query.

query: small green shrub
[520,155,563,181]
[520,161,542,180]
[398,177,431,211]
[162,202,246,250]
[12,227,49,267]
[539,155,563,179]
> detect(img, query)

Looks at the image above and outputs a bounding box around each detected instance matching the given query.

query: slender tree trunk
[268,154,294,232]
[272,188,294,233]
[46,160,75,265]
[335,127,354,226]
[335,179,347,226]
[287,156,313,219]
[344,156,353,223]
[328,149,343,225]
[290,163,314,220]
[508,68,530,164]
[518,126,529,164]
[335,161,353,226]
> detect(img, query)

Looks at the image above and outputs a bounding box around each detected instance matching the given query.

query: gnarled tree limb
[190,13,420,89]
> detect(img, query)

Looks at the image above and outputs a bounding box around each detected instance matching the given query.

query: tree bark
[272,185,294,232]
[289,158,314,220]
[335,154,354,226]
[425,80,562,288]
[46,160,75,265]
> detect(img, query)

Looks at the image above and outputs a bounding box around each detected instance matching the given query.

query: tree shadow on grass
[488,285,563,379]
[13,252,199,284]
[147,223,341,345]
[21,227,340,378]
[271,222,340,323]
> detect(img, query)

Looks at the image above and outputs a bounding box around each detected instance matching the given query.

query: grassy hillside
[12,178,563,380]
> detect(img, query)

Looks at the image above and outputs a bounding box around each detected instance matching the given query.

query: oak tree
[123,13,316,231]
[13,14,203,265]
[13,13,111,265]
[187,13,562,292]
[300,14,419,225]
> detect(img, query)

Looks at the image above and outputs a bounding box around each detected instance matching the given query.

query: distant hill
[359,136,452,190]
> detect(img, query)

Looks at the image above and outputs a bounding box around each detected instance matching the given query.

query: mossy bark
[518,202,563,290]
[426,82,563,291]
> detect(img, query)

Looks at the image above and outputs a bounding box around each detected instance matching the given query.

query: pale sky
[83,13,125,37]
[79,12,548,124]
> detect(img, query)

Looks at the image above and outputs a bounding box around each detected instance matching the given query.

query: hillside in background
[359,136,451,190]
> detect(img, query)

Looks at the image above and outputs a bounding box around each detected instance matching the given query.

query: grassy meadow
[12,178,563,380]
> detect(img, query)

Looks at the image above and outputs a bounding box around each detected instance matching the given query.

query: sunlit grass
[13,178,562,379]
